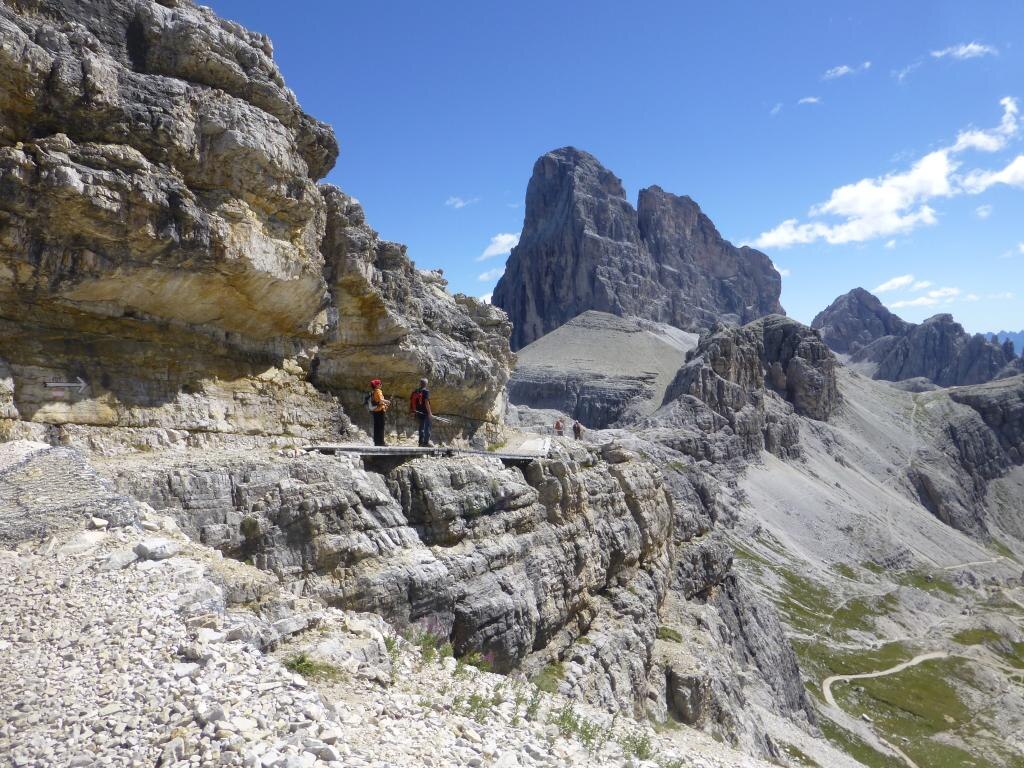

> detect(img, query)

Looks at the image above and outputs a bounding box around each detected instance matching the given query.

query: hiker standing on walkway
[554,418,564,437]
[410,377,433,447]
[572,420,582,440]
[368,378,390,446]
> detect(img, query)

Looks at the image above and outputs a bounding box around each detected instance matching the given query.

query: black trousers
[372,411,385,446]
[416,413,432,446]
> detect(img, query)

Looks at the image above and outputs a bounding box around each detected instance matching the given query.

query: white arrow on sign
[44,376,89,393]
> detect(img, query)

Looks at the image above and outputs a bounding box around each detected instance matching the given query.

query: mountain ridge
[812,287,1019,386]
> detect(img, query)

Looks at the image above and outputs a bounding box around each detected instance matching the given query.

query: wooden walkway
[303,438,551,466]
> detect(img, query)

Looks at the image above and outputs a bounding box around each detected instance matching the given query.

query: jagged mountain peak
[813,287,1018,385]
[493,148,783,350]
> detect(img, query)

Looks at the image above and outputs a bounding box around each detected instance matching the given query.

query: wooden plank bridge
[303,438,551,470]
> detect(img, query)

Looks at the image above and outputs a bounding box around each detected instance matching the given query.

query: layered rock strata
[0,0,511,450]
[110,440,674,713]
[654,315,840,460]
[493,148,783,350]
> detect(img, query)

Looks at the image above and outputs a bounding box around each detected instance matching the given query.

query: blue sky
[210,1,1023,333]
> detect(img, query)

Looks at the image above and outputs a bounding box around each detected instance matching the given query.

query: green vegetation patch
[283,652,342,681]
[656,625,683,643]
[776,567,894,639]
[833,656,981,768]
[833,562,859,580]
[952,628,1002,646]
[819,719,905,768]
[462,650,493,672]
[895,569,959,597]
[793,640,913,681]
[953,628,1024,669]
[779,742,822,767]
[530,661,566,693]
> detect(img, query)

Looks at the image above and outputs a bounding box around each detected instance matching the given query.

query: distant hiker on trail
[367,378,390,446]
[554,418,564,437]
[410,377,433,447]
[573,420,582,440]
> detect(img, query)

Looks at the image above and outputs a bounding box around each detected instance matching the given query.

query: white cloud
[753,98,1020,249]
[988,291,1015,300]
[479,293,493,304]
[953,96,1018,153]
[964,293,980,302]
[770,103,783,117]
[445,195,479,209]
[889,296,938,309]
[928,286,960,299]
[823,61,871,80]
[477,232,520,261]
[777,266,791,276]
[911,280,933,291]
[893,62,922,83]
[962,154,1024,194]
[874,274,916,293]
[975,204,993,219]
[1020,242,1024,255]
[931,42,998,60]
[478,267,504,282]
[798,96,821,105]
[884,239,897,249]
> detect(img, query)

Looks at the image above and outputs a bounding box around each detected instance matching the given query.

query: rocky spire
[492,147,783,350]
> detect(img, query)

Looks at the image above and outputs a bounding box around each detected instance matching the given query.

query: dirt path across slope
[822,651,950,768]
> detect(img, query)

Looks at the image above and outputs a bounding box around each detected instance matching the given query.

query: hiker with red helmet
[365,378,390,446]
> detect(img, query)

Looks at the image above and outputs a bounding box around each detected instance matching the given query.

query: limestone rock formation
[950,375,1024,467]
[810,287,910,354]
[0,0,511,448]
[111,440,674,713]
[658,315,839,459]
[507,311,697,428]
[315,188,514,433]
[813,289,1011,386]
[492,148,783,350]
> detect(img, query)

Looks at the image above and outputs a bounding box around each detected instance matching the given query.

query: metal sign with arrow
[44,376,89,394]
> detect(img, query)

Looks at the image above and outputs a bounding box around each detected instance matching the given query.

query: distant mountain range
[812,288,1021,387]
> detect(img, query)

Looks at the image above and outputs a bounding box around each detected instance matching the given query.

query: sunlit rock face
[315,188,514,434]
[0,0,511,448]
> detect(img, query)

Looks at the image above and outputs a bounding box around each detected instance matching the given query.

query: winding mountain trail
[941,556,1005,570]
[823,651,950,768]
[822,650,949,708]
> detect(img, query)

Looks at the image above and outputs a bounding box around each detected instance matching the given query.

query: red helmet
[370,379,382,388]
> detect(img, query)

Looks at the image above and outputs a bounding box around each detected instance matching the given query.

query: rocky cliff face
[492,148,783,350]
[0,0,511,450]
[813,289,1012,386]
[656,315,840,460]
[111,440,674,713]
[811,288,910,354]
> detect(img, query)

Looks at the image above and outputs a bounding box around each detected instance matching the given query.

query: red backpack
[410,388,427,414]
